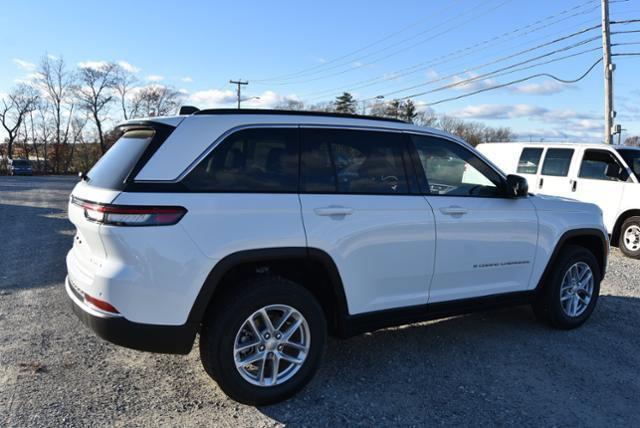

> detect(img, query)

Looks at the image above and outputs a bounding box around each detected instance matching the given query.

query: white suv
[477,142,640,258]
[66,109,608,405]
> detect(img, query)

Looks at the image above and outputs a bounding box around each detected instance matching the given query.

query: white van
[477,142,640,258]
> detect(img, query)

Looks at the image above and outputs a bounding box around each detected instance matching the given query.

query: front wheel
[199,277,326,405]
[533,245,600,329]
[619,216,640,259]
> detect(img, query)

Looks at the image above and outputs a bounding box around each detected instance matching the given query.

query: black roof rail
[193,108,408,124]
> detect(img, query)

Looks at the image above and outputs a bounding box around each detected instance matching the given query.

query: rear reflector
[84,293,120,314]
[72,196,187,226]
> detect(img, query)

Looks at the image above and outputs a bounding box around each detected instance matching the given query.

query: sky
[1,0,640,142]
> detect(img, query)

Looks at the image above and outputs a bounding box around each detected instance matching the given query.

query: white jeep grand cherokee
[66,109,608,405]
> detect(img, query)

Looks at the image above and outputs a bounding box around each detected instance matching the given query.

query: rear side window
[301,128,409,194]
[541,148,574,177]
[87,129,155,190]
[517,148,543,174]
[182,128,299,192]
[579,149,625,181]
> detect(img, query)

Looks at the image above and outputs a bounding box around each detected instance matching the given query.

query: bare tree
[0,84,39,159]
[37,55,76,173]
[624,136,640,147]
[114,65,138,120]
[130,85,184,118]
[274,99,305,111]
[76,62,118,154]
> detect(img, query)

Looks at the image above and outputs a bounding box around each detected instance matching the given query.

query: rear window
[517,148,543,174]
[11,160,31,167]
[87,130,154,190]
[541,148,574,177]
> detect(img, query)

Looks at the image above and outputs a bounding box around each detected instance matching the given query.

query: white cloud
[47,54,58,60]
[180,76,193,83]
[450,73,496,91]
[78,60,109,70]
[452,104,547,120]
[188,88,298,109]
[509,80,573,95]
[12,58,36,71]
[117,60,140,73]
[146,74,164,82]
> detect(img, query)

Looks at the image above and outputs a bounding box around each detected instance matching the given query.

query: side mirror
[605,163,628,181]
[506,174,528,198]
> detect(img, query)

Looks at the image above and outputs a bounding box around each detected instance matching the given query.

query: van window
[579,149,625,181]
[517,148,543,174]
[410,135,503,197]
[616,148,640,179]
[301,128,409,194]
[541,148,574,177]
[183,128,299,192]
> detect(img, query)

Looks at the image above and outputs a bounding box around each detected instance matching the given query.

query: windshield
[12,160,31,167]
[87,129,155,190]
[616,148,640,180]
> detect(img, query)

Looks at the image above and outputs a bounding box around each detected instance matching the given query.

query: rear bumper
[66,276,197,354]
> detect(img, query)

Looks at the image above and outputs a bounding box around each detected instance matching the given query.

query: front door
[408,134,538,303]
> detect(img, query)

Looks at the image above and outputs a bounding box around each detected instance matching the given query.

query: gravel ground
[1,176,639,427]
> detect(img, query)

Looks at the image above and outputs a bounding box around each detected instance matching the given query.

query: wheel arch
[611,209,640,247]
[186,247,350,334]
[537,228,608,291]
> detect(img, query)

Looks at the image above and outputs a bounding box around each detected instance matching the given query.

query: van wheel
[619,216,640,259]
[199,277,326,405]
[533,245,600,329]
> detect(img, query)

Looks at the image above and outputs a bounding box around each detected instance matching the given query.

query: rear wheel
[619,216,640,259]
[199,277,326,405]
[533,245,600,329]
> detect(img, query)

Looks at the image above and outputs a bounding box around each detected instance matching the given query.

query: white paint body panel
[66,116,609,329]
[300,194,436,314]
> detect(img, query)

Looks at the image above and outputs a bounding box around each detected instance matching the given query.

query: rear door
[298,127,436,315]
[408,134,538,303]
[537,147,575,198]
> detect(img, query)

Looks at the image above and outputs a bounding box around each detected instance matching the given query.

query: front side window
[301,128,409,194]
[410,135,503,197]
[182,128,299,192]
[579,149,625,181]
[517,148,543,174]
[541,148,574,177]
[616,148,640,180]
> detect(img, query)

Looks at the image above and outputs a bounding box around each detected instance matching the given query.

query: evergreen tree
[400,99,418,123]
[334,92,357,114]
[384,99,402,119]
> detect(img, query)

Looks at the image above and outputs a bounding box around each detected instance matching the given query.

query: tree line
[0,55,184,174]
[276,92,514,147]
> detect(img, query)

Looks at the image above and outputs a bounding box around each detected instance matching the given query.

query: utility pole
[602,0,615,144]
[230,79,248,109]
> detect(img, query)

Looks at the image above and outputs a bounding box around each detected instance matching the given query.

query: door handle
[314,206,354,216]
[439,206,468,216]
[539,178,544,189]
[570,180,577,192]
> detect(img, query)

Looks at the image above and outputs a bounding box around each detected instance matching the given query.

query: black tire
[619,216,640,259]
[533,245,600,329]
[199,276,326,405]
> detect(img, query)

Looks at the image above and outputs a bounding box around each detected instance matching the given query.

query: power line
[419,58,603,106]
[250,0,465,82]
[366,34,601,100]
[301,1,602,99]
[257,0,515,85]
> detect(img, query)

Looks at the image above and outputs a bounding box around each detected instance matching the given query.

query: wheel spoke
[279,352,304,365]
[258,355,268,385]
[236,351,266,368]
[270,354,281,385]
[260,309,276,333]
[283,340,307,352]
[560,294,572,302]
[275,308,293,331]
[282,318,304,340]
[247,317,261,337]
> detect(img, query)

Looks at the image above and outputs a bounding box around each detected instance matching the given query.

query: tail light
[84,293,120,314]
[71,196,187,227]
